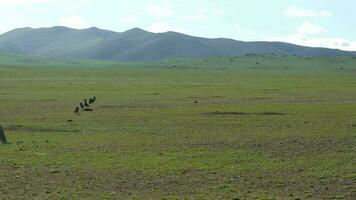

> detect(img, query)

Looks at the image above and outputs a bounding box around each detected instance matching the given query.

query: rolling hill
[0,26,355,61]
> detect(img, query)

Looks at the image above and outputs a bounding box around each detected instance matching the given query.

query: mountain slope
[0,26,355,61]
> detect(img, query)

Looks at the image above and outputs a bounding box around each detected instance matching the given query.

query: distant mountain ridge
[0,26,355,61]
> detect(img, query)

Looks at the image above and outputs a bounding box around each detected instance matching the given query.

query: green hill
[0,26,355,61]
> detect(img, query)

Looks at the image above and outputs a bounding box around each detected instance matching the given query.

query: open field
[0,55,355,199]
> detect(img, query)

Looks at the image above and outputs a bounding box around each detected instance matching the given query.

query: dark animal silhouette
[89,97,94,104]
[0,126,8,144]
[74,106,79,113]
[84,99,89,107]
[89,96,96,104]
[74,96,97,114]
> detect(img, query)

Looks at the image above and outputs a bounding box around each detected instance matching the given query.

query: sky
[0,0,355,51]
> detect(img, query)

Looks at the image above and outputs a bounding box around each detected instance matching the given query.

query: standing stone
[0,126,8,144]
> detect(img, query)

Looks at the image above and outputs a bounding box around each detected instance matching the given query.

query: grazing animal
[0,126,8,144]
[74,96,97,114]
[74,106,79,113]
[89,97,94,104]
[89,96,96,104]
[84,99,89,107]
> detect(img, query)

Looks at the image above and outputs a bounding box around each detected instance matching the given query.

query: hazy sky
[1,0,355,50]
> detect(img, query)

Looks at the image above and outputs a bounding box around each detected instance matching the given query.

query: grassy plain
[0,55,355,199]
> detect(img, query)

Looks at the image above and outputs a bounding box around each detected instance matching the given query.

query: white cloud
[60,16,89,29]
[272,6,356,50]
[0,0,49,6]
[268,21,356,51]
[296,21,325,35]
[147,21,186,33]
[145,4,175,17]
[283,6,332,17]
[269,34,356,51]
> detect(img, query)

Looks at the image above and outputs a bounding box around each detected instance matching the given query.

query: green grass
[0,55,355,199]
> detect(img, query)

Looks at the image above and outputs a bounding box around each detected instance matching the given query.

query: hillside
[0,26,355,61]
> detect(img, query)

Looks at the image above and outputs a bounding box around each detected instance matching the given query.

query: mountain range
[0,26,355,61]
